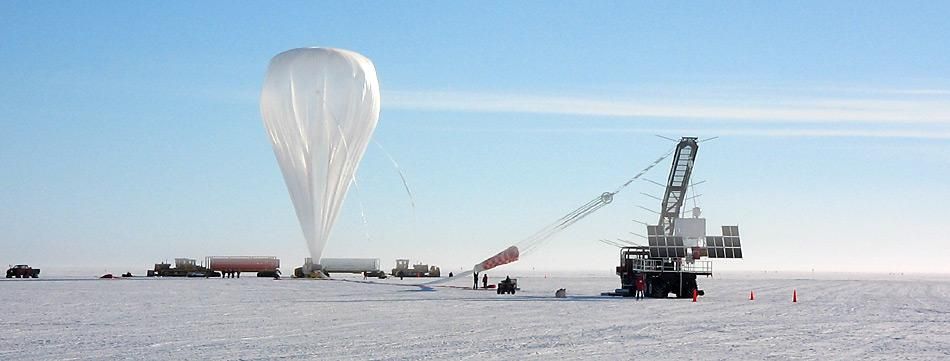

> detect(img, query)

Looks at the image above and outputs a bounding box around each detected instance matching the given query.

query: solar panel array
[706,226,742,258]
[648,236,687,258]
[646,226,687,258]
[645,224,743,259]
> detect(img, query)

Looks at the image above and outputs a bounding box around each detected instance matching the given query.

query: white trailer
[319,258,381,274]
[295,258,386,278]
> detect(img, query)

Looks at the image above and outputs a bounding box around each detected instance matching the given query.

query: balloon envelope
[260,48,380,261]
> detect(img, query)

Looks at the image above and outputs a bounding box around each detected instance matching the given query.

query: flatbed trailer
[147,258,219,277]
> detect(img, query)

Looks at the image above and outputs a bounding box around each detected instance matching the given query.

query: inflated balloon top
[260,48,380,261]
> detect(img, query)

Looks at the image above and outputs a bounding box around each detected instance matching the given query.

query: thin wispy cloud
[583,127,950,140]
[384,87,950,140]
[415,124,950,140]
[385,89,950,125]
[194,86,950,139]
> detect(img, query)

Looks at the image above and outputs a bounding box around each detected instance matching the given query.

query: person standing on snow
[635,275,646,300]
[473,272,479,289]
[482,273,488,289]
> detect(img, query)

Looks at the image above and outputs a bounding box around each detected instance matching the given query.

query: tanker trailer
[206,256,280,278]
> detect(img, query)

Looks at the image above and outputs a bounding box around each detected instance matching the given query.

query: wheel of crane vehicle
[649,281,668,298]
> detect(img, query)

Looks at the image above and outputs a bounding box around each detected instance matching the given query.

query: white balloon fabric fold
[260,48,380,261]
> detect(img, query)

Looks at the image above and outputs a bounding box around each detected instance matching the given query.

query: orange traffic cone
[793,289,798,303]
[692,288,698,302]
[750,291,755,301]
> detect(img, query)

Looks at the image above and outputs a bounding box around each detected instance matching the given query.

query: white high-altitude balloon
[260,48,380,260]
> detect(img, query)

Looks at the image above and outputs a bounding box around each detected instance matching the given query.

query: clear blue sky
[2,2,949,274]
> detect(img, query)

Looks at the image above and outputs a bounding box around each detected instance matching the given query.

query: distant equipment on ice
[295,258,387,278]
[5,264,40,278]
[207,256,281,278]
[146,256,280,278]
[392,259,441,278]
[496,277,518,294]
[148,258,217,278]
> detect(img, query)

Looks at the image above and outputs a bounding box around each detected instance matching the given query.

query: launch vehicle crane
[604,136,744,298]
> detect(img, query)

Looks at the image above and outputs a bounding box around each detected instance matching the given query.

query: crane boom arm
[658,137,699,235]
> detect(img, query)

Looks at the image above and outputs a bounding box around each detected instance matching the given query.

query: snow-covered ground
[2,273,948,360]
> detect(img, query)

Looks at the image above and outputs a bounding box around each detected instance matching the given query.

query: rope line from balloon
[329,117,419,246]
[474,145,677,272]
[348,177,374,243]
[328,112,375,244]
[373,140,417,219]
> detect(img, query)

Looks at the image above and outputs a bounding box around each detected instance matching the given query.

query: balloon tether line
[373,139,419,246]
[330,113,373,244]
